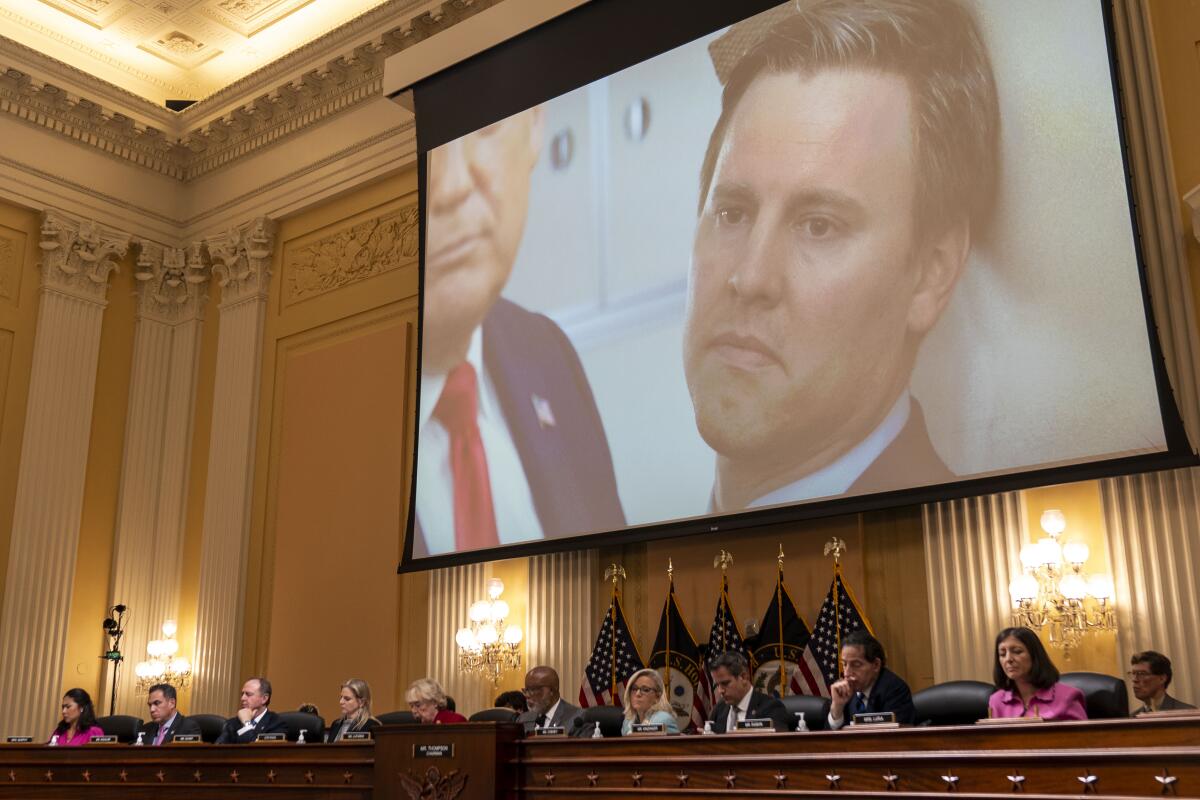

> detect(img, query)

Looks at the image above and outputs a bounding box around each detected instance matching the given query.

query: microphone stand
[101,605,127,717]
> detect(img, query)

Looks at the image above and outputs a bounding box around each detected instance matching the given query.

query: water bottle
[795,714,808,733]
[590,723,602,739]
[702,720,714,735]
[297,729,307,745]
[134,731,145,746]
[48,735,58,747]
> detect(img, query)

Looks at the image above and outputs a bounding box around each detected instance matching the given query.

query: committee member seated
[620,668,681,735]
[828,630,915,729]
[141,683,201,745]
[325,678,380,742]
[215,677,288,743]
[517,666,584,733]
[406,678,467,724]
[709,651,790,733]
[49,688,104,746]
[1130,650,1196,716]
[988,626,1086,720]
[494,689,527,714]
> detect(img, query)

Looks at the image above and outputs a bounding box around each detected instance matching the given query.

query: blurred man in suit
[708,651,790,733]
[828,630,914,729]
[215,677,288,744]
[516,666,585,734]
[683,0,999,511]
[416,107,624,557]
[1130,651,1196,715]
[140,683,201,745]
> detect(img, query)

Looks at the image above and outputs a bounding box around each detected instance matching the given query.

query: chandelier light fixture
[455,578,523,685]
[134,620,192,692]
[1008,509,1116,658]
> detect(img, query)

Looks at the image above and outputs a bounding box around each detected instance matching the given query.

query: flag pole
[604,563,626,706]
[713,550,733,653]
[824,538,847,675]
[665,559,673,693]
[777,544,786,698]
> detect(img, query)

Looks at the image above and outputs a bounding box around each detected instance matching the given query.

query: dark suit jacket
[415,299,624,555]
[1133,693,1197,716]
[139,713,202,745]
[325,717,379,742]
[844,668,916,725]
[214,710,288,744]
[710,690,791,733]
[849,399,953,495]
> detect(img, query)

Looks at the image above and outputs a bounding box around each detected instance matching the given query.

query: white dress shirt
[726,691,753,732]
[236,709,268,736]
[417,327,544,555]
[539,699,562,729]
[829,680,876,731]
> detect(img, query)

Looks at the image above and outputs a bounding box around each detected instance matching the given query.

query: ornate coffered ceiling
[0,0,408,104]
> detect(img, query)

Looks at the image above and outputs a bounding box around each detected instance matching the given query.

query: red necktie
[434,363,499,550]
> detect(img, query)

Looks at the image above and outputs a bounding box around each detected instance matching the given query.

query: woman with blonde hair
[406,678,467,724]
[325,678,381,742]
[621,668,680,735]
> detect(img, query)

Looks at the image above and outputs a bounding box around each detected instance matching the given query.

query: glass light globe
[149,660,166,678]
[486,578,504,600]
[477,624,499,645]
[1062,541,1089,566]
[1037,537,1063,567]
[490,600,509,622]
[161,620,178,638]
[162,638,179,656]
[504,625,523,645]
[468,600,490,623]
[456,628,476,649]
[1040,509,1067,536]
[1019,544,1040,570]
[135,661,152,678]
[147,639,164,658]
[1087,575,1114,600]
[1009,574,1038,603]
[169,657,190,675]
[1059,573,1088,601]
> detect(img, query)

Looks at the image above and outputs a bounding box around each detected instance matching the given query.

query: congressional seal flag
[649,560,707,732]
[700,550,750,715]
[804,538,874,692]
[752,545,828,698]
[579,564,644,708]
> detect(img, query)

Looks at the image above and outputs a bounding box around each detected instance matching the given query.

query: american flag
[804,566,873,691]
[700,575,749,715]
[753,572,828,697]
[579,593,644,708]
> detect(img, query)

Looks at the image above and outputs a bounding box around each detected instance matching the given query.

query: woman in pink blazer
[49,688,105,746]
[988,627,1087,720]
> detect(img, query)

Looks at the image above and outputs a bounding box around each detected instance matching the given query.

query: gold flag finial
[713,549,733,573]
[777,543,785,571]
[604,563,626,587]
[823,537,847,564]
[667,558,674,580]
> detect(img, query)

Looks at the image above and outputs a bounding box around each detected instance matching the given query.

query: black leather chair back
[96,714,142,744]
[1060,672,1129,719]
[580,705,624,738]
[377,710,417,725]
[779,694,831,731]
[469,708,519,723]
[912,680,994,726]
[189,714,226,743]
[277,711,324,742]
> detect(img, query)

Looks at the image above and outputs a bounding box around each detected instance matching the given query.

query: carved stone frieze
[0,231,17,301]
[207,216,274,307]
[38,210,130,302]
[133,240,209,323]
[283,200,417,306]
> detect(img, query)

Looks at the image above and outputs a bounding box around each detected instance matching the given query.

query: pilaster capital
[38,210,130,303]
[207,217,275,309]
[133,241,209,324]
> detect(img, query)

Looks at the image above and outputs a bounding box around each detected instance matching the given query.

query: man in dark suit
[415,106,623,557]
[1130,650,1197,716]
[681,0,999,511]
[515,666,587,736]
[140,683,201,745]
[215,677,288,744]
[828,630,915,729]
[708,651,790,733]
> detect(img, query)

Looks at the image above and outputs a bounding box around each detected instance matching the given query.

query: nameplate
[629,723,666,735]
[255,732,286,742]
[533,726,565,737]
[88,736,119,744]
[171,735,202,743]
[413,743,453,758]
[734,718,776,732]
[852,711,897,726]
[342,731,372,741]
[4,737,32,744]
[976,715,1045,725]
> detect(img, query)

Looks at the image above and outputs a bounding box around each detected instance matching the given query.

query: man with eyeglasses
[1129,651,1195,716]
[516,666,585,735]
[828,630,915,729]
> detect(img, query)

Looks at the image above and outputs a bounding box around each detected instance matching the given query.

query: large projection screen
[401,0,1194,569]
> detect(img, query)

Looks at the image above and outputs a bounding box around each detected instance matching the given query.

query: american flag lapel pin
[531,394,556,429]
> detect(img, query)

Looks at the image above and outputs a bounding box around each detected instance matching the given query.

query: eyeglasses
[522,685,550,694]
[1127,671,1158,681]
[630,686,659,695]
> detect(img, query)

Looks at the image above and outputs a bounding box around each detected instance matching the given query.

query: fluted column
[0,212,128,737]
[922,493,1025,683]
[189,219,274,713]
[427,564,490,716]
[527,552,596,702]
[103,243,209,715]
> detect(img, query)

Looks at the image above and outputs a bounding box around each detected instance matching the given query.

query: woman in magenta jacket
[988,627,1087,720]
[50,688,105,745]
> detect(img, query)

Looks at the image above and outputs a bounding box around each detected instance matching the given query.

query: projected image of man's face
[684,69,952,511]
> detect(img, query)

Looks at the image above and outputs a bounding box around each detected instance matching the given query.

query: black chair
[445,695,456,712]
[779,694,830,731]
[1060,672,1129,719]
[469,707,519,723]
[912,680,993,726]
[580,706,623,738]
[277,711,325,742]
[190,714,226,744]
[95,714,142,744]
[377,710,417,725]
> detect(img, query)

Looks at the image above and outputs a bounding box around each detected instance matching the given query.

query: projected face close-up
[683,69,964,512]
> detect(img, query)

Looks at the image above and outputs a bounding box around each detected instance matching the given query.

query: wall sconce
[134,620,192,691]
[455,578,522,685]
